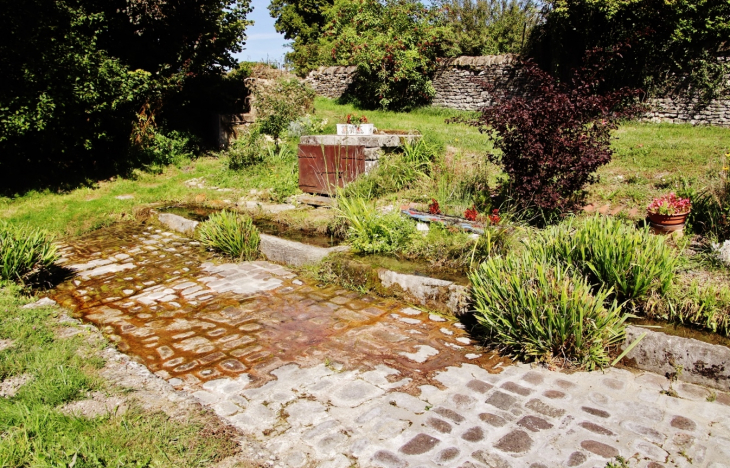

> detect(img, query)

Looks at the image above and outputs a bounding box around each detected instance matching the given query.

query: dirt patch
[0,339,14,352]
[0,373,32,398]
[60,391,128,418]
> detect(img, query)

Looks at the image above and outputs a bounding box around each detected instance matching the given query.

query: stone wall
[306,55,730,127]
[305,66,358,99]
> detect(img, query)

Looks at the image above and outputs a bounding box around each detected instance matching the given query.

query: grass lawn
[1,97,729,239]
[0,284,238,466]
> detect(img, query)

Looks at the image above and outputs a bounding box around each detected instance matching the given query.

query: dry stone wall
[306,55,730,127]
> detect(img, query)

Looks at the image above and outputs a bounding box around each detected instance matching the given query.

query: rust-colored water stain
[52,222,508,389]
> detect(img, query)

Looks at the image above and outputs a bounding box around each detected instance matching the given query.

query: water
[159,205,343,248]
[629,317,730,348]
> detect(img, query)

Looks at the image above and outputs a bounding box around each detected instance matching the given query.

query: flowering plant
[488,209,501,225]
[345,114,368,126]
[428,198,441,215]
[464,205,478,221]
[647,193,691,216]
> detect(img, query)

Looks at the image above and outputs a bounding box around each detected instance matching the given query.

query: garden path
[51,222,730,468]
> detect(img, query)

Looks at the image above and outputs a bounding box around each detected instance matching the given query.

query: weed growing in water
[197,211,260,260]
[336,197,415,254]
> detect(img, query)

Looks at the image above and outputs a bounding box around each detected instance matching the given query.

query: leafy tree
[317,0,450,110]
[268,0,334,75]
[528,0,730,101]
[436,0,541,56]
[0,0,252,192]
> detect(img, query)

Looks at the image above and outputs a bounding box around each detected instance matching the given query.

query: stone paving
[51,222,730,467]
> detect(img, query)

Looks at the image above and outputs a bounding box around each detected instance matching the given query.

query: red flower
[464,205,478,221]
[488,208,500,225]
[428,198,441,215]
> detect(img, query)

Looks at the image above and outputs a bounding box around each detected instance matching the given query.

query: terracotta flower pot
[647,211,690,233]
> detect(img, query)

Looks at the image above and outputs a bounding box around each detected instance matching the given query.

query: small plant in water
[197,211,260,261]
[648,193,691,215]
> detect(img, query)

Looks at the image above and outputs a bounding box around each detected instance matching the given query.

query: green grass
[0,284,238,467]
[1,97,728,241]
[314,97,489,154]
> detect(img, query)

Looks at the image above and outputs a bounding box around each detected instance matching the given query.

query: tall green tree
[527,0,730,100]
[437,0,541,56]
[316,0,450,110]
[268,0,333,75]
[0,0,252,192]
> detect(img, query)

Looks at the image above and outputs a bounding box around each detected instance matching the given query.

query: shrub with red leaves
[464,205,478,221]
[428,198,441,215]
[461,48,644,213]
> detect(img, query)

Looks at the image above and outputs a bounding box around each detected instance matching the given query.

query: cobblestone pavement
[52,223,730,468]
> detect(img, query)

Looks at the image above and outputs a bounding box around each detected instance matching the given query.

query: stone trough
[157,210,730,391]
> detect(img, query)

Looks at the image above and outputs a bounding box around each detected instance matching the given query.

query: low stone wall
[306,55,730,126]
[305,66,357,99]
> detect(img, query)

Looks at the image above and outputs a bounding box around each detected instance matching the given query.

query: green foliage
[0,0,253,192]
[228,127,267,170]
[197,211,260,260]
[136,129,201,172]
[287,115,329,138]
[337,197,415,254]
[253,77,316,144]
[531,216,679,301]
[645,281,730,337]
[403,223,514,269]
[0,286,237,466]
[344,138,438,199]
[437,0,540,56]
[469,248,627,369]
[683,170,730,241]
[0,222,58,284]
[268,0,334,75]
[529,0,730,101]
[318,0,450,110]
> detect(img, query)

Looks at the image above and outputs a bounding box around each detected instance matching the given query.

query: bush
[0,222,59,283]
[228,127,266,170]
[253,77,315,144]
[470,249,627,369]
[459,52,642,214]
[337,197,415,254]
[683,169,730,241]
[287,115,328,138]
[197,211,260,260]
[531,216,679,301]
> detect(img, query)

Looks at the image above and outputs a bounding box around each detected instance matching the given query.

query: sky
[235,0,289,64]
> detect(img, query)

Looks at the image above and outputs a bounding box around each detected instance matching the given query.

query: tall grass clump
[197,211,260,260]
[343,138,437,199]
[0,222,59,284]
[531,216,679,301]
[337,197,415,254]
[645,282,730,337]
[470,250,627,369]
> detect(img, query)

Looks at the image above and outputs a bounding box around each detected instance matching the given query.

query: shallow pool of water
[629,317,730,348]
[356,254,470,285]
